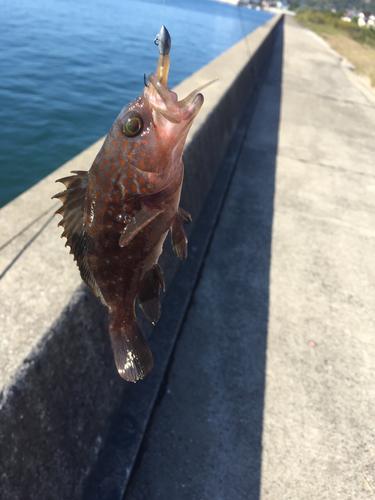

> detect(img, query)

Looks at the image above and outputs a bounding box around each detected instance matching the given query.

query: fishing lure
[54,26,206,382]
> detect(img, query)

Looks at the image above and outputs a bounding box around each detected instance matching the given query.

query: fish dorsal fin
[53,170,107,306]
[119,205,164,248]
[171,212,188,263]
[138,264,165,325]
[53,170,89,259]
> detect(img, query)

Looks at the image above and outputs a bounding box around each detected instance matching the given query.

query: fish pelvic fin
[119,205,164,248]
[109,312,153,382]
[53,170,107,306]
[178,207,192,224]
[138,264,165,325]
[171,211,188,263]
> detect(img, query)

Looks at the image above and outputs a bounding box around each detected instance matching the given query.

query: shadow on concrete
[233,21,284,497]
[121,20,285,500]
[0,286,128,500]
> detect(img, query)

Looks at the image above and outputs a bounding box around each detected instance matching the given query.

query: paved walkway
[124,17,375,499]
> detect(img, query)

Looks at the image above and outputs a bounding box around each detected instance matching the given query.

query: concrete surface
[123,17,375,500]
[0,15,281,500]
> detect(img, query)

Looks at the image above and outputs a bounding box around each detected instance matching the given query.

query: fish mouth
[147,73,204,125]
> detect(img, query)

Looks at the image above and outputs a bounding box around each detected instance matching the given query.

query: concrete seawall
[0,14,282,499]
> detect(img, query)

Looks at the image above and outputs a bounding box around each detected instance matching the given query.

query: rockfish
[53,55,204,382]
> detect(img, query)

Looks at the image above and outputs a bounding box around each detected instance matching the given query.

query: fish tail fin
[108,312,153,382]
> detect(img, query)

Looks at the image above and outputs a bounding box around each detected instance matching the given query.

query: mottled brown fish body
[54,73,203,382]
[85,150,184,380]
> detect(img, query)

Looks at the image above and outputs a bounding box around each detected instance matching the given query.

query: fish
[53,44,205,382]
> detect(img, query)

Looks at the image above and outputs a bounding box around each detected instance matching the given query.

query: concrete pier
[122,17,375,500]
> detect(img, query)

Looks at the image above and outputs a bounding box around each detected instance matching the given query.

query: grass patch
[296,10,375,87]
[296,10,375,48]
[323,34,375,86]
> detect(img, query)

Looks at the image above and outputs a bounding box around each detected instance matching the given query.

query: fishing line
[0,215,54,280]
[237,4,260,90]
[237,4,252,60]
[159,0,166,29]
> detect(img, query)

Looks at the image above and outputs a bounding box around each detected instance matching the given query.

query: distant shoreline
[214,0,296,16]
[214,0,238,4]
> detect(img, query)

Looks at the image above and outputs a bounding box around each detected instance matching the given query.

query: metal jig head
[154,25,171,56]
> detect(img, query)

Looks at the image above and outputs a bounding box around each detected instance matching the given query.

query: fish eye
[123,113,143,138]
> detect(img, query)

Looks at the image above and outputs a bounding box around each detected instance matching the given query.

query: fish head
[107,74,204,184]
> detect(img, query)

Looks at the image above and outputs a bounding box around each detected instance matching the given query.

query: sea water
[0,0,272,207]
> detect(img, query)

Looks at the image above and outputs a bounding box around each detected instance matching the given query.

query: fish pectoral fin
[171,213,188,263]
[109,313,153,382]
[119,205,164,248]
[178,207,192,224]
[138,264,165,325]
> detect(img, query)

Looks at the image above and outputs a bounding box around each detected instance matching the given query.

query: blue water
[0,0,272,208]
